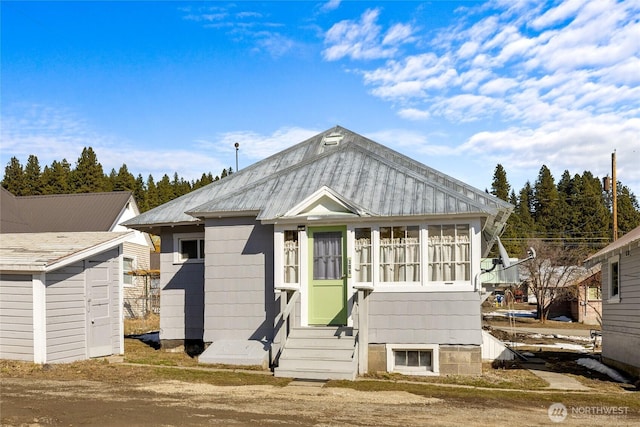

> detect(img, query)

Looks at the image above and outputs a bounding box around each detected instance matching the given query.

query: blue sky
[2,0,639,197]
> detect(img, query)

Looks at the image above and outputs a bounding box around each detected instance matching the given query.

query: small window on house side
[427,224,470,282]
[174,233,205,263]
[610,258,620,300]
[354,228,372,282]
[393,349,433,373]
[284,230,299,283]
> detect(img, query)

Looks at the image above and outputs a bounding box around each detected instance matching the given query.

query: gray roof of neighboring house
[0,232,131,272]
[124,126,513,236]
[585,225,640,265]
[0,189,135,233]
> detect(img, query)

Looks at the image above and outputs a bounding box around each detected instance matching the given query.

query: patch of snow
[510,342,590,353]
[550,316,573,322]
[521,352,536,357]
[486,309,536,318]
[577,358,629,383]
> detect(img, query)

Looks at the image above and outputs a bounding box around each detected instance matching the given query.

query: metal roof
[0,232,132,272]
[124,126,513,234]
[0,190,134,233]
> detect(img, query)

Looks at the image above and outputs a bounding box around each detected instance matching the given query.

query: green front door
[308,226,347,325]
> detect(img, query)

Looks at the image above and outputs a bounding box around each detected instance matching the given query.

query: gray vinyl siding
[203,218,275,343]
[160,226,205,340]
[45,261,86,362]
[368,291,482,345]
[0,274,34,361]
[601,246,640,369]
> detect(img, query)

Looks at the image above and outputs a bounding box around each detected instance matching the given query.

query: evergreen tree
[41,159,71,194]
[220,168,228,179]
[490,164,510,201]
[23,155,43,195]
[145,175,159,210]
[113,164,136,192]
[70,147,107,193]
[156,174,174,204]
[2,156,25,195]
[533,166,560,237]
[133,174,147,211]
[616,184,640,236]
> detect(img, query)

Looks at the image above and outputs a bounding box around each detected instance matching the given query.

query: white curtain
[284,240,298,283]
[428,225,470,281]
[380,237,419,282]
[354,237,371,282]
[313,232,342,280]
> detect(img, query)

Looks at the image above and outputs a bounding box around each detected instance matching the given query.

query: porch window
[284,230,299,283]
[379,226,420,282]
[427,225,470,282]
[354,228,372,282]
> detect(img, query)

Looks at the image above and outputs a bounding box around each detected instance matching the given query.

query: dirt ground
[2,374,639,427]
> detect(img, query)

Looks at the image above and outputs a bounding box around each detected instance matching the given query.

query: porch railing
[271,287,299,366]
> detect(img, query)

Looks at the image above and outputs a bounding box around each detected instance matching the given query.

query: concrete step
[289,327,355,339]
[282,347,354,360]
[284,337,356,350]
[275,367,356,381]
[278,358,356,372]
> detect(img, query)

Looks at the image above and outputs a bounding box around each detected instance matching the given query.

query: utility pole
[612,151,617,241]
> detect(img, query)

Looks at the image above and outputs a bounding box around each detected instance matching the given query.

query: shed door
[86,258,112,357]
[308,227,347,325]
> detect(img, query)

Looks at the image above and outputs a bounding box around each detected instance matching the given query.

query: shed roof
[0,232,132,272]
[124,126,513,239]
[0,190,135,233]
[585,225,640,265]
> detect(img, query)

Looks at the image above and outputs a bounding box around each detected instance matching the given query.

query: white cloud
[397,108,430,121]
[320,0,341,13]
[323,9,416,61]
[211,127,320,161]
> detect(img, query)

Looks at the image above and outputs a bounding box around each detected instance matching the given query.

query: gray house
[124,126,513,379]
[0,232,131,363]
[0,188,155,318]
[585,225,640,378]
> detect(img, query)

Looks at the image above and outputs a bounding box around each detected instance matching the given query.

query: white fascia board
[0,265,47,273]
[282,186,368,218]
[45,232,134,273]
[189,210,261,219]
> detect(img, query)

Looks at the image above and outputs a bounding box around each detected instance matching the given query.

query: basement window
[386,344,439,376]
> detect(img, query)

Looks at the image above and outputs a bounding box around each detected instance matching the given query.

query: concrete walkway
[522,358,591,391]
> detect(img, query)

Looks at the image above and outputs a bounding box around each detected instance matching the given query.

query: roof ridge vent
[322,132,344,146]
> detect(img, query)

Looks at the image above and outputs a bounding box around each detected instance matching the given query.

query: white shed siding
[368,291,482,345]
[160,227,204,341]
[203,218,275,343]
[45,262,86,362]
[601,246,640,371]
[0,274,34,361]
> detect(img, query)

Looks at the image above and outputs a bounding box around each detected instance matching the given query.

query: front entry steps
[274,327,358,380]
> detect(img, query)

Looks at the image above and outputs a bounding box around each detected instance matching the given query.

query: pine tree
[41,159,71,194]
[2,156,26,195]
[70,147,107,193]
[616,184,640,236]
[145,175,159,210]
[133,174,147,211]
[490,164,510,201]
[533,165,560,237]
[113,164,136,192]
[156,174,174,204]
[23,155,43,195]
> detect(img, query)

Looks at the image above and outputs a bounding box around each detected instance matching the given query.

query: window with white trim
[123,257,134,286]
[427,224,470,282]
[284,230,299,283]
[173,233,205,263]
[379,225,420,282]
[609,255,620,301]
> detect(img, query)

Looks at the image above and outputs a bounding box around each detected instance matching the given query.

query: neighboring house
[123,126,513,379]
[0,232,131,363]
[0,188,155,318]
[569,268,602,325]
[585,226,640,378]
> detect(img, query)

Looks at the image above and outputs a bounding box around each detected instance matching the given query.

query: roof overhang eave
[188,210,262,219]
